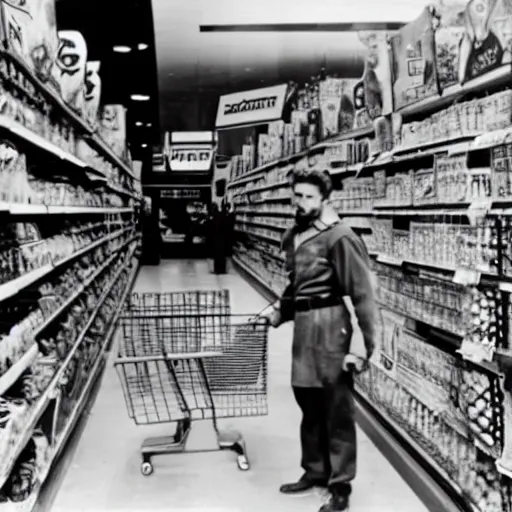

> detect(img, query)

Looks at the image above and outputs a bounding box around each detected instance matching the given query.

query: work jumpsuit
[274,206,376,497]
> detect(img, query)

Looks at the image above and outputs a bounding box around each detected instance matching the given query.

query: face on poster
[84,61,102,128]
[52,30,88,112]
[99,105,127,158]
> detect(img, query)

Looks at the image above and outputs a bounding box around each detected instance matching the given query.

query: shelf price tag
[457,339,495,363]
[453,268,481,286]
[377,254,404,267]
[467,198,492,225]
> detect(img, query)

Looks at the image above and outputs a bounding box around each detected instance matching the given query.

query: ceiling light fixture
[113,45,131,53]
[131,94,150,101]
[135,121,143,126]
[141,143,148,148]
[138,43,149,50]
[146,123,152,127]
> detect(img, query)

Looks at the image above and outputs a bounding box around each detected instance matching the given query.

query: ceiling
[54,0,435,159]
[55,0,159,161]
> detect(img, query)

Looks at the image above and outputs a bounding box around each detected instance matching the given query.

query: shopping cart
[114,290,269,476]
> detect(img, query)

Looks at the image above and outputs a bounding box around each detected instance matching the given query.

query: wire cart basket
[114,290,269,475]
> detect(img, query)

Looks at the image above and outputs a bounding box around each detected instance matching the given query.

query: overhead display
[168,145,214,171]
[215,84,288,130]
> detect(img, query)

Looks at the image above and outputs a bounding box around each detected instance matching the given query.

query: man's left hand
[343,354,369,374]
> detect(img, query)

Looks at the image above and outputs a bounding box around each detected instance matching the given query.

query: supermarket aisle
[47,260,427,512]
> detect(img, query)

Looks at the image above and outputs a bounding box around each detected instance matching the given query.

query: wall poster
[390,7,439,111]
[353,31,394,129]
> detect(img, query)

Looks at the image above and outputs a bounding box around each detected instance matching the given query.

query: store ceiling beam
[199,22,405,32]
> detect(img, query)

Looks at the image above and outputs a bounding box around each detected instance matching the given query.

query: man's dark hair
[287,169,333,199]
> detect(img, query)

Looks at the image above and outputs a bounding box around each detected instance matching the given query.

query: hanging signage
[215,84,288,129]
[168,145,214,172]
[160,188,202,199]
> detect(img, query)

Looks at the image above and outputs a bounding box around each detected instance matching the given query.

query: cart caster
[141,462,154,476]
[237,455,250,471]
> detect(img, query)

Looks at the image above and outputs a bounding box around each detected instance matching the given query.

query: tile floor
[46,260,428,512]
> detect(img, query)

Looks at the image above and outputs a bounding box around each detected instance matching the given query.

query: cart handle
[114,351,223,365]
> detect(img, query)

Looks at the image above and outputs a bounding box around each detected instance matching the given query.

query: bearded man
[262,169,376,512]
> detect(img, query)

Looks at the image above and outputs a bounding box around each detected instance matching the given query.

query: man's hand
[257,306,281,328]
[342,354,369,374]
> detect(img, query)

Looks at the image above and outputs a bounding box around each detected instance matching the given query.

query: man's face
[293,182,324,228]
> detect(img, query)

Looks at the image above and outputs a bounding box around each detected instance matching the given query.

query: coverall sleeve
[271,232,295,326]
[330,234,376,359]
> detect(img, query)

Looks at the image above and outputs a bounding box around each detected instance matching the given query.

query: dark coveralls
[274,207,376,497]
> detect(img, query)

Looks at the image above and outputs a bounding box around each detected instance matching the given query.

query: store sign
[215,84,288,129]
[160,189,202,199]
[168,146,214,172]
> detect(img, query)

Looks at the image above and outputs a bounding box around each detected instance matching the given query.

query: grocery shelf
[0,227,133,304]
[0,51,135,182]
[2,259,139,512]
[0,344,39,396]
[107,184,139,200]
[354,386,474,512]
[0,264,54,303]
[398,66,512,120]
[86,134,136,180]
[0,115,104,178]
[33,235,139,338]
[0,252,135,490]
[239,181,289,195]
[235,219,287,231]
[0,51,91,136]
[0,202,134,216]
[228,126,375,189]
[234,228,281,245]
[231,253,470,512]
[232,254,282,298]
[373,253,497,284]
[314,125,374,147]
[378,302,501,377]
[392,133,482,158]
[233,209,293,217]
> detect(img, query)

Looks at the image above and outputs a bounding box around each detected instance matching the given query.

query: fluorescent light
[141,144,148,148]
[135,121,143,126]
[138,43,149,50]
[131,94,150,101]
[146,123,152,127]
[113,45,131,53]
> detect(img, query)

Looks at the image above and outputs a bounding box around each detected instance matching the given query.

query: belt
[294,296,341,312]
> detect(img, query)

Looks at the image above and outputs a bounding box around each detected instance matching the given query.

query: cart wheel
[237,455,250,471]
[141,462,154,476]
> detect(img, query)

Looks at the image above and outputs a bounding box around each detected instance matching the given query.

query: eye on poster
[52,30,88,114]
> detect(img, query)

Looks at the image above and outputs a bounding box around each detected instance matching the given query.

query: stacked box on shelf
[398,90,512,150]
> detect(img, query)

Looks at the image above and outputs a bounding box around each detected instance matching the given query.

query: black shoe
[319,494,349,512]
[279,477,328,494]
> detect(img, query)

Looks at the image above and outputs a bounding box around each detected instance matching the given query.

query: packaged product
[390,7,439,111]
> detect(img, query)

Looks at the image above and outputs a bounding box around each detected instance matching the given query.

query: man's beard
[295,208,321,231]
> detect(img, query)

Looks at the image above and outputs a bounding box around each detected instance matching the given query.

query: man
[262,169,376,512]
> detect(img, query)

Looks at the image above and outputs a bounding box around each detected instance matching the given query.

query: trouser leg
[324,372,357,497]
[293,387,331,482]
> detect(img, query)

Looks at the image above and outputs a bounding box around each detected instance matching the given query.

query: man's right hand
[257,306,281,328]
